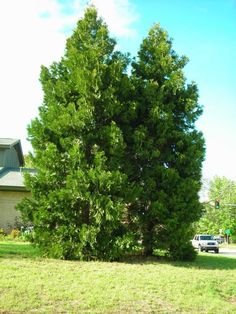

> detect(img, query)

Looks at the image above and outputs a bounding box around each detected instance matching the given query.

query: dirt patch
[229,296,236,306]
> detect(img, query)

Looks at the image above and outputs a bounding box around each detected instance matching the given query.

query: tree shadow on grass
[120,253,236,270]
[1,241,235,270]
[173,254,236,270]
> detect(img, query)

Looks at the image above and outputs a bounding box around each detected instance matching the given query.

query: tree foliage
[18,7,131,260]
[18,7,205,261]
[197,177,236,239]
[122,25,205,260]
[23,154,34,168]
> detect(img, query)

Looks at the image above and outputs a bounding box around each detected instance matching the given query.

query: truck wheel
[215,249,219,254]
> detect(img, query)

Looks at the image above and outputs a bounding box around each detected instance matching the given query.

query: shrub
[10,229,21,239]
[168,242,197,261]
[20,226,34,242]
[0,228,6,240]
[231,234,236,243]
[0,228,5,235]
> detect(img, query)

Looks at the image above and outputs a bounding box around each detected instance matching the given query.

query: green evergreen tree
[125,24,205,260]
[18,9,205,261]
[18,7,131,260]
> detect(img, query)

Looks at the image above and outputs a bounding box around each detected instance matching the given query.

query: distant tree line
[196,177,236,242]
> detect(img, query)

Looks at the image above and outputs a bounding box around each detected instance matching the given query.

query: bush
[230,234,236,243]
[10,229,21,239]
[20,226,34,242]
[0,228,6,240]
[168,242,197,261]
[0,228,5,235]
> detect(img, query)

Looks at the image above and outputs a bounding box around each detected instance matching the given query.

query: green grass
[0,241,236,313]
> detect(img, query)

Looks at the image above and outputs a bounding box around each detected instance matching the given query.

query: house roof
[0,138,20,148]
[0,138,24,167]
[0,168,35,191]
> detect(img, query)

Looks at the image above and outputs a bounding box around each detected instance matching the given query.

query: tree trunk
[82,202,90,225]
[142,222,154,256]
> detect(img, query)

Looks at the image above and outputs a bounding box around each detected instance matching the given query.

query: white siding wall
[0,191,30,233]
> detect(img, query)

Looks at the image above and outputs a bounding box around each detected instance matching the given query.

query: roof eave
[0,138,20,149]
[0,185,29,192]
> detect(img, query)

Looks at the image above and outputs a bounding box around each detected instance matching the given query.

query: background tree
[125,24,205,260]
[23,154,34,168]
[18,7,132,260]
[197,177,236,241]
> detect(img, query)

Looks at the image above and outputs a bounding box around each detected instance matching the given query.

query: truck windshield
[200,235,213,240]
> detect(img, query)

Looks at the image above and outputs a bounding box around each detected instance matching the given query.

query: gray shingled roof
[0,138,24,167]
[0,138,20,148]
[0,168,35,191]
[0,138,34,190]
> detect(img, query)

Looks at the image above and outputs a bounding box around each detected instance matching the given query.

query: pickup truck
[192,234,219,253]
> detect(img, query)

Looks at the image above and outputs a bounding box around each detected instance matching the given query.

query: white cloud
[0,0,137,153]
[0,0,78,152]
[91,0,138,37]
[202,131,236,181]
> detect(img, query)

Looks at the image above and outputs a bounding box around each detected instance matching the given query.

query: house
[0,138,33,233]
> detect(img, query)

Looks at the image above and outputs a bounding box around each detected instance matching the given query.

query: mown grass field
[0,241,236,313]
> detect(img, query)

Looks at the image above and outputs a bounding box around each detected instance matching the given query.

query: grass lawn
[0,241,236,313]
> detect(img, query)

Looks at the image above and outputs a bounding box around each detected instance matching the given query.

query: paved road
[219,248,236,257]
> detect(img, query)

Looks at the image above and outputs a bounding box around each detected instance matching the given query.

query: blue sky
[121,0,236,181]
[0,0,235,181]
